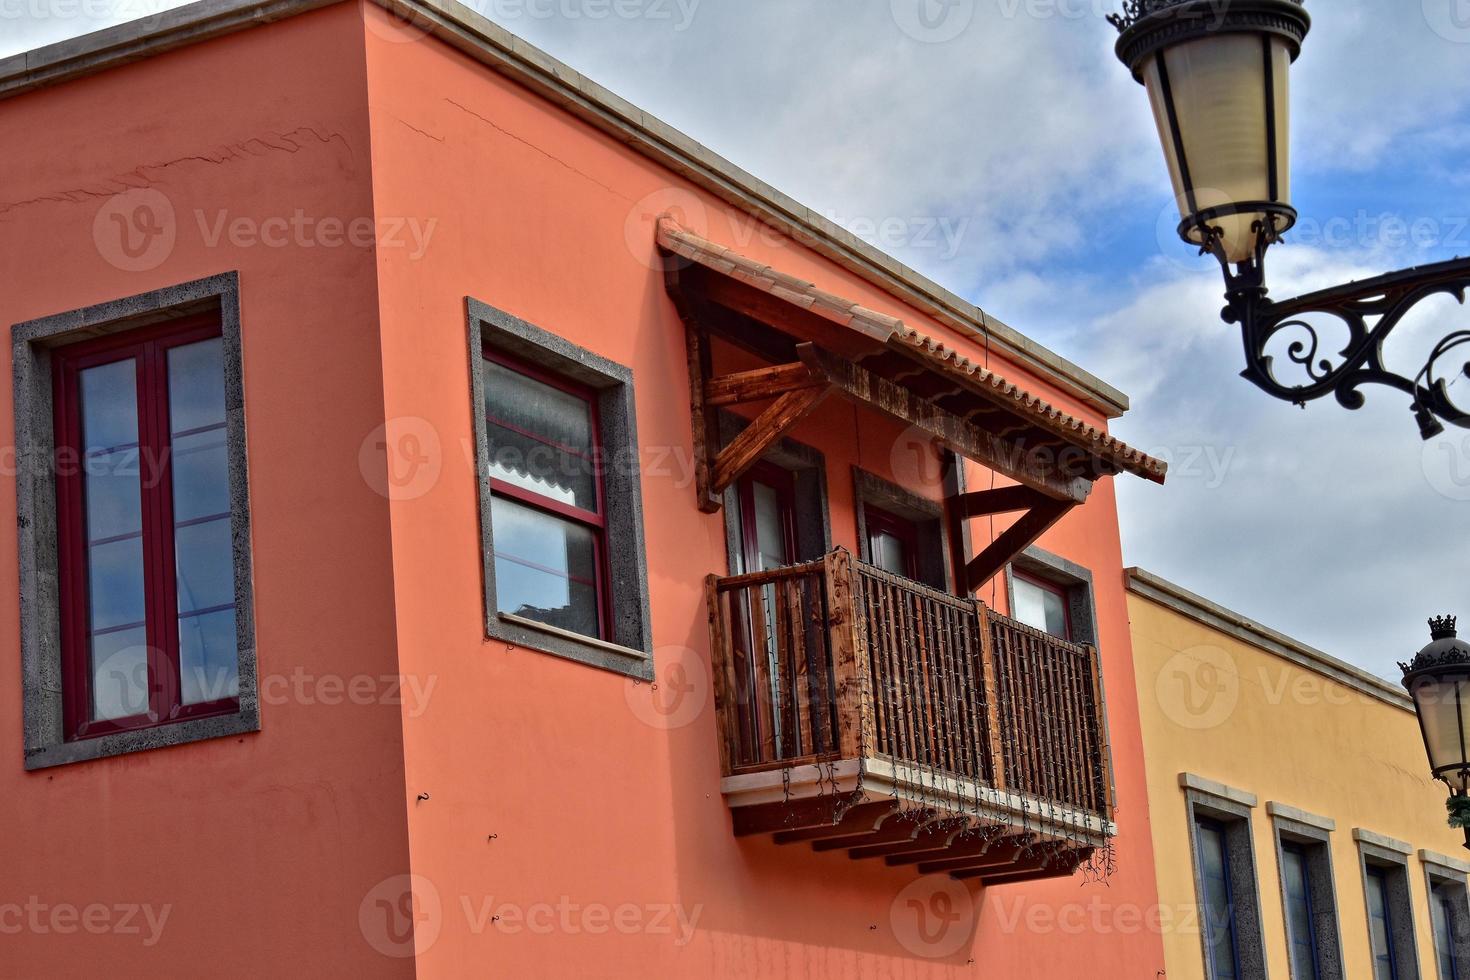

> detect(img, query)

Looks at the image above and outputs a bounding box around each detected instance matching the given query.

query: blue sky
[7,0,1470,679]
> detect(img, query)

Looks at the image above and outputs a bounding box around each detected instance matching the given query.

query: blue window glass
[1282,842,1322,980]
[1366,866,1399,980]
[168,338,238,706]
[1432,881,1462,980]
[1197,818,1242,980]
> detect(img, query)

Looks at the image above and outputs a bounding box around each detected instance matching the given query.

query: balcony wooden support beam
[883,829,1030,868]
[770,801,898,845]
[808,809,935,852]
[797,345,1092,505]
[962,495,1074,589]
[846,818,971,861]
[913,837,1041,875]
[704,361,826,407]
[708,385,832,502]
[730,793,864,838]
[953,847,1092,884]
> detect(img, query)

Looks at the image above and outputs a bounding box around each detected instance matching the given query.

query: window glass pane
[1013,576,1070,640]
[1282,845,1321,980]
[168,339,237,705]
[180,609,238,705]
[80,359,150,721]
[750,482,789,572]
[492,495,600,639]
[90,626,150,721]
[1197,821,1240,980]
[1432,883,1460,980]
[167,337,228,433]
[1367,869,1396,980]
[174,520,235,618]
[871,530,909,576]
[484,358,597,512]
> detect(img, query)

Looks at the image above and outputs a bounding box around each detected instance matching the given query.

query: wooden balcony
[705,550,1115,882]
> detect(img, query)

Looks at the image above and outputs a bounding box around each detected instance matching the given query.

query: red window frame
[863,505,921,581]
[1013,570,1074,642]
[54,314,237,741]
[482,346,612,640]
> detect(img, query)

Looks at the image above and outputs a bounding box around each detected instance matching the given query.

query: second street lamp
[1111,0,1470,440]
[1401,617,1470,850]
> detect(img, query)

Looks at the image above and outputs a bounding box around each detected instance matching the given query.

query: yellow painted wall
[1127,573,1466,980]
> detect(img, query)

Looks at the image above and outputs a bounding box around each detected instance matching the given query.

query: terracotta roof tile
[656,216,1166,484]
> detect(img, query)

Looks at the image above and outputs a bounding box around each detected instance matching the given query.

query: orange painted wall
[0,4,1166,975]
[0,8,414,977]
[361,3,1164,977]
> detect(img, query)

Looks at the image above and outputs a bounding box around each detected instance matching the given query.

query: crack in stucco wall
[0,126,353,219]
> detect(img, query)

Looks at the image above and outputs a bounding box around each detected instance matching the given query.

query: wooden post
[824,551,873,762]
[1085,643,1116,822]
[974,600,1008,791]
[684,325,721,513]
[704,575,737,776]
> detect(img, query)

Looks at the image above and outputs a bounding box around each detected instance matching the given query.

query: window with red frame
[55,317,239,740]
[863,505,921,581]
[482,349,609,641]
[1011,571,1073,642]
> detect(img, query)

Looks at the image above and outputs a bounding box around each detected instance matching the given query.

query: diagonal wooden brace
[708,384,832,503]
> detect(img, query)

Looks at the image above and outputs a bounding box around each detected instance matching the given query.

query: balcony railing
[705,550,1113,881]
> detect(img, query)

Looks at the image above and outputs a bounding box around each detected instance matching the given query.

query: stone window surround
[1181,773,1270,980]
[467,297,653,682]
[851,467,951,592]
[1268,802,1346,980]
[1004,545,1099,648]
[1355,828,1423,980]
[14,272,259,770]
[1421,849,1470,980]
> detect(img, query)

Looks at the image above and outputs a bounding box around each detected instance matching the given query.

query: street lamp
[1400,616,1470,850]
[1111,0,1470,440]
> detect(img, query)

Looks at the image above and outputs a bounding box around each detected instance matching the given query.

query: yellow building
[1127,568,1470,980]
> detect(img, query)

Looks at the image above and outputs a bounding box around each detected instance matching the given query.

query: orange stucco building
[0,2,1172,976]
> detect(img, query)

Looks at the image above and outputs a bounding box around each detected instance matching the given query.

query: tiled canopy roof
[657,217,1167,485]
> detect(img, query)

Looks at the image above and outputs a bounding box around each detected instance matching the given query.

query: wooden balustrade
[706,550,1111,822]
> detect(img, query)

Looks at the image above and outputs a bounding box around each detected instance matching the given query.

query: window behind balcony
[863,505,919,580]
[54,318,240,740]
[733,462,797,576]
[1012,571,1072,641]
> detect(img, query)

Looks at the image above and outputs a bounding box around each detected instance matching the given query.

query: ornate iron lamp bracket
[1199,224,1470,439]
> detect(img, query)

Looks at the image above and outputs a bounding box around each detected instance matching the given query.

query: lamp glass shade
[1141,33,1292,264]
[1408,673,1470,796]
